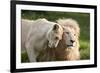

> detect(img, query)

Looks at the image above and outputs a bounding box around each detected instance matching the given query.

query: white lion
[56,19,80,60]
[21,18,63,62]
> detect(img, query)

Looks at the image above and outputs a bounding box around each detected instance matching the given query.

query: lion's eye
[55,37,59,40]
[66,32,69,34]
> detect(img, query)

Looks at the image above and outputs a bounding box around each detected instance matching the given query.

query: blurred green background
[21,10,90,62]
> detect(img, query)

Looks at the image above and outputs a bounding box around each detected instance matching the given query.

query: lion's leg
[25,42,36,62]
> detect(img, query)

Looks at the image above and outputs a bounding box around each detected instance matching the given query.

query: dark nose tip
[70,40,75,43]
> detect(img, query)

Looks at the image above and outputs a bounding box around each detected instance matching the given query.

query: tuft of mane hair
[57,19,80,37]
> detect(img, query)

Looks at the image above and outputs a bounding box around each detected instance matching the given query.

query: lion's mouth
[67,45,74,47]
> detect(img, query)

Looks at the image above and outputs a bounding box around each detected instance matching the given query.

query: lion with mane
[37,19,80,61]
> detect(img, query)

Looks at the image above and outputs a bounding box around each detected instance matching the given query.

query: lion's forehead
[64,27,75,34]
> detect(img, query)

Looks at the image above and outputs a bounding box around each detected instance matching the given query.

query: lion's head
[46,23,63,48]
[57,19,80,49]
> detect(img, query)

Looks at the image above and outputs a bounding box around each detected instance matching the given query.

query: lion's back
[21,19,55,52]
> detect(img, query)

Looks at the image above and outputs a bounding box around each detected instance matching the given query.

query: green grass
[21,10,90,62]
[21,52,29,62]
[80,40,90,59]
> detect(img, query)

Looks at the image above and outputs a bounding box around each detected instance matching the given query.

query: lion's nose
[70,40,75,43]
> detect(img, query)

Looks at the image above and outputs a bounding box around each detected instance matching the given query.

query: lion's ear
[62,26,66,30]
[53,24,59,31]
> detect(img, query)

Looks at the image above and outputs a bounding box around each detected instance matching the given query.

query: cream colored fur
[21,18,63,62]
[37,19,80,61]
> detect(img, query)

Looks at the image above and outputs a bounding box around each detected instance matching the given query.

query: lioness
[21,18,63,62]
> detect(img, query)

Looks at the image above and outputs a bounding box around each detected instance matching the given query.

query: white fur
[21,18,63,62]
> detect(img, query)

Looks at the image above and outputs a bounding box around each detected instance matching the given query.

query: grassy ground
[21,10,90,62]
